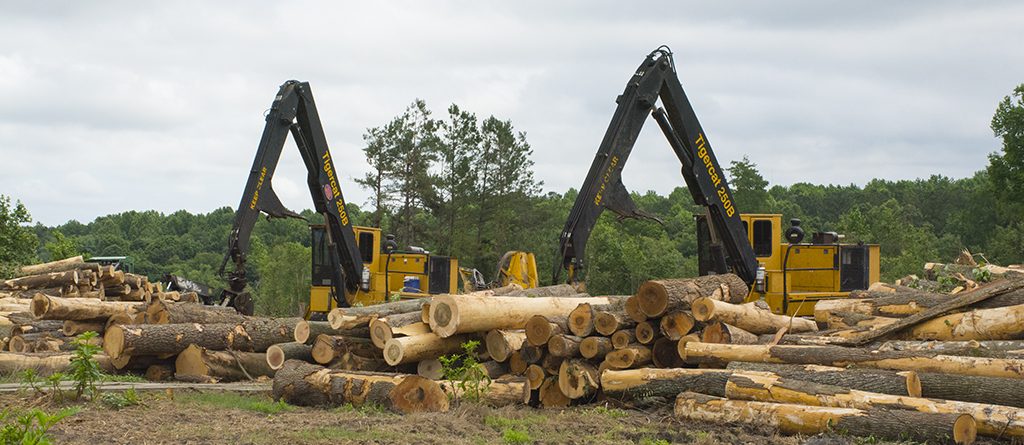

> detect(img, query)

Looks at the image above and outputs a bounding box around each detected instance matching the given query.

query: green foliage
[728,156,771,213]
[178,392,294,414]
[987,83,1024,217]
[68,331,103,401]
[253,241,310,317]
[100,387,141,409]
[43,230,80,262]
[0,406,78,445]
[438,340,491,403]
[501,428,531,445]
[0,194,38,278]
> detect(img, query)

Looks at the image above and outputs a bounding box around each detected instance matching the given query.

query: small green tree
[727,155,771,214]
[988,84,1024,219]
[68,331,103,401]
[438,340,491,403]
[44,230,80,262]
[0,195,37,278]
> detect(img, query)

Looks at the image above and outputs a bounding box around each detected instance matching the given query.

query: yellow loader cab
[308,225,459,316]
[696,214,880,317]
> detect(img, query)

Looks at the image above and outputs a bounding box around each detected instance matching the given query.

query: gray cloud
[0,1,1020,225]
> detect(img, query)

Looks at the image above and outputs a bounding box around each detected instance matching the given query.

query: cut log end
[417,359,443,380]
[293,320,312,344]
[103,324,125,359]
[390,375,449,414]
[954,414,978,445]
[29,294,50,319]
[266,344,287,370]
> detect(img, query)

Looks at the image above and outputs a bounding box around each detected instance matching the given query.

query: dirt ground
[0,389,988,445]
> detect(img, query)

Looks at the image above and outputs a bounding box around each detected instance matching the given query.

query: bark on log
[31,294,140,321]
[726,362,921,397]
[557,359,599,400]
[635,321,658,344]
[62,319,105,336]
[175,344,274,382]
[104,318,298,359]
[485,329,527,362]
[145,299,244,324]
[659,310,696,340]
[636,274,748,318]
[519,344,544,364]
[504,284,579,298]
[382,333,475,366]
[478,360,508,379]
[594,311,634,336]
[725,371,1024,439]
[701,322,758,345]
[601,368,741,402]
[311,334,378,364]
[579,336,614,360]
[272,360,449,413]
[525,315,567,347]
[541,354,563,376]
[682,342,1024,379]
[508,349,528,376]
[15,256,84,277]
[266,342,313,370]
[605,345,652,369]
[428,294,608,338]
[546,334,582,358]
[328,298,430,330]
[328,352,389,372]
[369,311,429,348]
[0,352,114,375]
[839,277,1024,346]
[674,391,977,445]
[876,340,1024,357]
[918,372,1024,409]
[692,297,817,334]
[293,320,370,345]
[4,271,79,290]
[823,311,897,330]
[145,364,175,381]
[901,303,1024,341]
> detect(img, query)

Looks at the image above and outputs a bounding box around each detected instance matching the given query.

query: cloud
[0,1,1020,225]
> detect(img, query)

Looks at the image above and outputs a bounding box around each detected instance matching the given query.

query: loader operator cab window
[358,232,375,263]
[311,227,332,286]
[752,220,773,257]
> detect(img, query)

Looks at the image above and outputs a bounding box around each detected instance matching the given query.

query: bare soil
[0,390,987,445]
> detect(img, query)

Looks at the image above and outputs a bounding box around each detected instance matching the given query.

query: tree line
[0,84,1021,316]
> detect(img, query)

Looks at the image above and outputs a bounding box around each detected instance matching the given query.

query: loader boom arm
[553,47,758,287]
[219,81,362,314]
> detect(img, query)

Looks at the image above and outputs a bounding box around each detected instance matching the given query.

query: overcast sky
[2,1,1021,226]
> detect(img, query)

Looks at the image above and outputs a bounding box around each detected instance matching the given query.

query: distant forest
[2,84,1021,317]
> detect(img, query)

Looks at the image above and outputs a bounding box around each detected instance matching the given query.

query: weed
[590,405,628,419]
[438,340,491,403]
[178,392,294,414]
[101,387,141,410]
[0,406,78,445]
[68,331,103,401]
[501,428,531,444]
[638,438,670,445]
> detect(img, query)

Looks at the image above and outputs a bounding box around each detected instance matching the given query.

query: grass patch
[639,438,671,445]
[177,392,293,415]
[502,428,531,444]
[292,426,400,442]
[100,373,146,383]
[483,413,544,430]
[589,405,629,419]
[331,402,391,416]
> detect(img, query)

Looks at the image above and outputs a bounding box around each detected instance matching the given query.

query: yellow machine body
[735,214,880,317]
[308,225,459,317]
[496,251,539,289]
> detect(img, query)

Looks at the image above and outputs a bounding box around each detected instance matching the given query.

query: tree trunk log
[439,378,528,407]
[624,296,646,322]
[823,311,897,330]
[726,362,921,397]
[15,256,84,277]
[636,274,748,318]
[605,345,652,369]
[0,352,115,375]
[519,344,544,364]
[651,337,686,368]
[900,303,1024,341]
[682,342,1024,379]
[485,329,527,362]
[311,334,378,364]
[525,364,545,390]
[382,333,475,366]
[594,311,634,336]
[525,315,567,347]
[175,344,274,382]
[328,352,389,372]
[504,284,579,298]
[328,298,430,330]
[541,354,563,376]
[601,368,737,401]
[580,336,614,360]
[266,342,313,370]
[417,359,443,379]
[546,334,582,358]
[104,318,298,359]
[692,297,817,334]
[272,360,449,413]
[428,295,608,338]
[875,340,1024,357]
[725,371,1020,439]
[557,359,598,400]
[611,330,636,349]
[701,322,759,345]
[145,364,175,381]
[507,349,528,376]
[538,376,570,408]
[659,310,696,340]
[293,320,369,345]
[62,319,105,336]
[567,298,628,337]
[635,321,658,344]
[144,299,244,324]
[31,294,141,321]
[918,372,1024,409]
[4,271,79,290]
[369,311,429,348]
[674,391,977,445]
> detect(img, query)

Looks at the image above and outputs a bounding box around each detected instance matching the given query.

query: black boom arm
[219,81,363,314]
[553,47,758,286]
